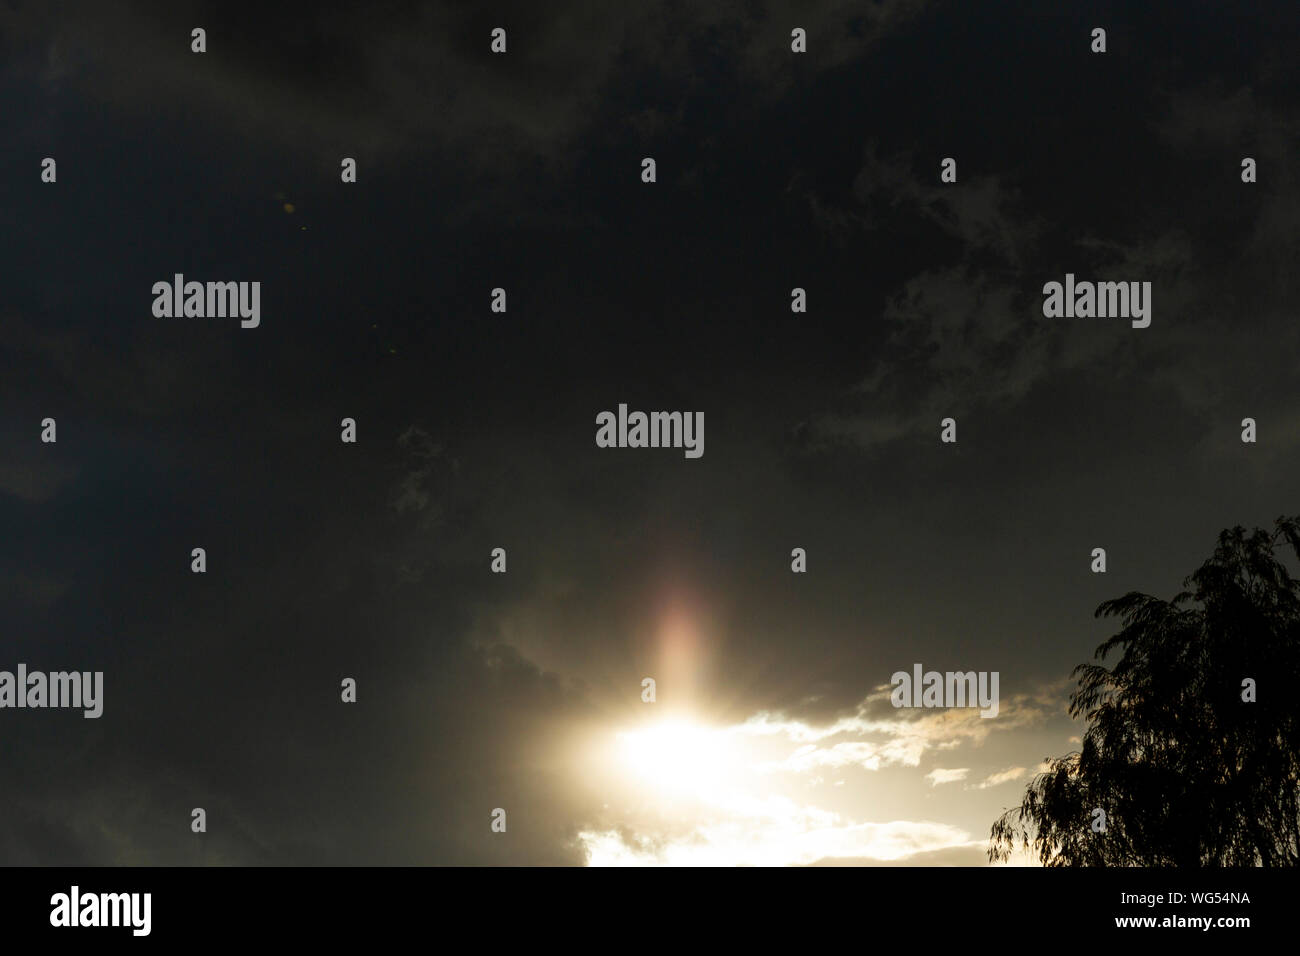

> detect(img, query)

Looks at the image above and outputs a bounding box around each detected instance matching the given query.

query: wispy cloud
[971,766,1027,789]
[736,679,1060,773]
[926,767,970,786]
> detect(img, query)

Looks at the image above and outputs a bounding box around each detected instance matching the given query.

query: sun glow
[616,719,733,797]
[585,711,989,866]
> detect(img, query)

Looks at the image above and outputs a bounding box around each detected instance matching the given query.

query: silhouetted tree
[989,516,1300,865]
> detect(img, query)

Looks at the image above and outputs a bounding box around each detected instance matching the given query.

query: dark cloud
[3,0,933,179]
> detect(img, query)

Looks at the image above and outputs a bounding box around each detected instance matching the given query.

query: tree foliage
[989,516,1300,866]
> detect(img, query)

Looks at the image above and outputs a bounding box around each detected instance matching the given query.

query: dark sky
[1,0,1297,865]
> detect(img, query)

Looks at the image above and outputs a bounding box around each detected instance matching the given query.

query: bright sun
[616,720,732,796]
